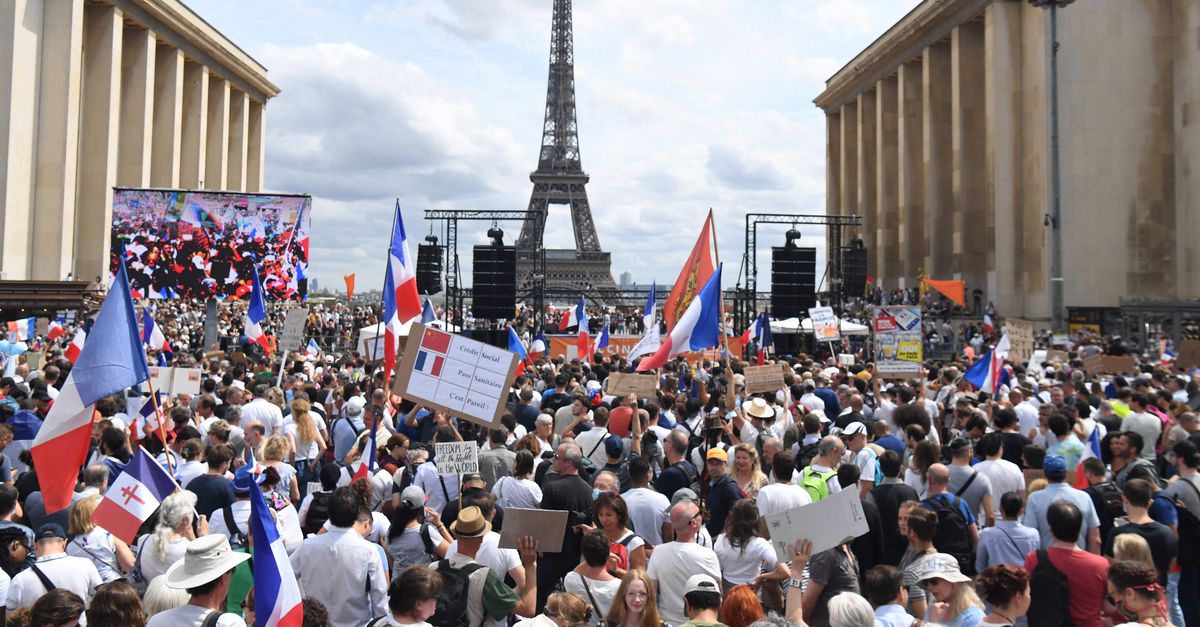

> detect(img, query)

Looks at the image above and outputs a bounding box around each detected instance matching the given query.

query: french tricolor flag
[244,267,271,354]
[1074,425,1104,489]
[6,317,35,341]
[141,310,172,359]
[964,334,1011,395]
[4,410,40,475]
[46,321,65,342]
[382,202,422,378]
[92,447,178,544]
[574,297,590,363]
[249,452,304,627]
[637,265,723,372]
[65,328,86,364]
[530,331,547,358]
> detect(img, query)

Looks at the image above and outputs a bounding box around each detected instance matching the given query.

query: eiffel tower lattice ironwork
[515,0,619,303]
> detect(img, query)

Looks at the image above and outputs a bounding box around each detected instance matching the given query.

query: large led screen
[110,189,311,301]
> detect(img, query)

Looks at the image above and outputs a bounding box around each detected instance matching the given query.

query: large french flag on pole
[244,267,271,354]
[141,310,172,359]
[637,264,723,372]
[249,459,304,627]
[92,447,177,544]
[388,202,422,323]
[575,297,590,363]
[964,335,1011,395]
[33,258,150,513]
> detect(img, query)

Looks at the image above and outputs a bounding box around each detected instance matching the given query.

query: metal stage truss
[737,213,863,331]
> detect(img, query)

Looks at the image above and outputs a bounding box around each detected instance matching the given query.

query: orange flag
[664,210,718,331]
[924,279,965,307]
[344,273,355,300]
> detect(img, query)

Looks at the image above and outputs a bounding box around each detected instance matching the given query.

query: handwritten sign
[605,372,658,398]
[763,488,869,560]
[435,441,479,475]
[743,364,786,394]
[808,306,840,343]
[499,508,568,553]
[392,323,519,428]
[1006,318,1034,364]
[278,307,309,353]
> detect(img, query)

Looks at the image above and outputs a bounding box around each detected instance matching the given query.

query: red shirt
[1024,547,1109,627]
[608,406,633,438]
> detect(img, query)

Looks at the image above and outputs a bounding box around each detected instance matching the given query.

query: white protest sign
[279,307,309,353]
[1005,318,1034,364]
[435,441,479,475]
[763,488,870,561]
[808,306,841,343]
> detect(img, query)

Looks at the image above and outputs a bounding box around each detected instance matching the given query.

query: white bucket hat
[164,535,251,589]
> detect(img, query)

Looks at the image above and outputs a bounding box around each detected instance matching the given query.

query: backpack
[302,491,331,536]
[924,494,974,576]
[608,532,640,572]
[1092,483,1126,538]
[222,506,248,550]
[419,522,440,561]
[1026,549,1075,627]
[1175,480,1200,567]
[429,559,487,627]
[794,441,820,472]
[671,460,702,496]
[799,467,837,502]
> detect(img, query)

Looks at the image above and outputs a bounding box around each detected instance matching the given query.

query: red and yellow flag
[664,210,718,331]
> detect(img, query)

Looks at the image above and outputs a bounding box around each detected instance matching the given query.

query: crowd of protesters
[0,299,1197,627]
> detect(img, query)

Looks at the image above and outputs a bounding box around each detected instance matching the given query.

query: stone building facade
[0,0,279,283]
[816,0,1200,322]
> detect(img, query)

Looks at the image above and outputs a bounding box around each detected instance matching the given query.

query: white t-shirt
[446,531,521,581]
[714,534,779,585]
[974,458,1027,517]
[492,476,543,510]
[146,603,248,626]
[622,487,670,546]
[240,398,284,435]
[646,541,721,627]
[563,571,621,618]
[755,482,812,518]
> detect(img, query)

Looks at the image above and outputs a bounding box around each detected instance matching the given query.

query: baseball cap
[670,488,699,508]
[604,435,623,458]
[684,574,721,595]
[706,447,727,463]
[1043,454,1067,478]
[462,473,486,487]
[843,422,868,437]
[35,523,66,541]
[400,486,426,509]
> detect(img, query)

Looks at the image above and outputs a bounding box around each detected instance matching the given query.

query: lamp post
[1030,0,1073,331]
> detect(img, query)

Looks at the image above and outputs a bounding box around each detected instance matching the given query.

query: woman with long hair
[731,443,766,499]
[514,592,592,627]
[1108,560,1174,626]
[386,485,450,571]
[7,588,84,627]
[918,554,985,627]
[261,434,301,504]
[1114,533,1157,571]
[905,440,940,498]
[493,450,543,509]
[606,569,664,627]
[85,580,146,627]
[287,398,327,498]
[714,499,789,593]
[588,493,646,578]
[720,584,764,627]
[133,491,200,584]
[978,564,1030,626]
[66,494,134,582]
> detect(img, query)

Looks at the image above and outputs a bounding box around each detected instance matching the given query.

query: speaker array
[771,246,816,318]
[472,245,516,319]
[416,244,443,295]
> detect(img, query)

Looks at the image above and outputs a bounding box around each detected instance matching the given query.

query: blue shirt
[1150,490,1179,527]
[1023,482,1101,549]
[332,415,366,461]
[976,519,1041,573]
[926,604,984,627]
[875,604,918,627]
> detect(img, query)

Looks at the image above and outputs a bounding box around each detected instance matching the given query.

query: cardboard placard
[25,352,41,371]
[873,307,922,378]
[743,364,786,394]
[279,307,309,353]
[808,306,840,343]
[1045,349,1069,364]
[837,354,856,366]
[434,441,479,475]
[1082,354,1104,376]
[392,323,519,428]
[170,368,203,396]
[499,508,568,553]
[763,488,870,561]
[1005,318,1034,364]
[1023,468,1045,489]
[604,372,658,398]
[1101,355,1137,375]
[1177,340,1200,370]
[35,318,48,337]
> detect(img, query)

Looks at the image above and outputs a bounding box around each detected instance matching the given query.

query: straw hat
[164,535,251,589]
[742,397,775,420]
[450,506,491,538]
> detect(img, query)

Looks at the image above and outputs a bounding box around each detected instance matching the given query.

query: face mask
[591,488,601,500]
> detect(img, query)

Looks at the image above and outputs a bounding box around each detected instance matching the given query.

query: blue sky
[187,0,920,294]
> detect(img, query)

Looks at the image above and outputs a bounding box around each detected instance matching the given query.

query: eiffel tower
[515,0,619,303]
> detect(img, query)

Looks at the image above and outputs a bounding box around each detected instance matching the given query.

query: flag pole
[144,378,175,477]
[375,202,400,386]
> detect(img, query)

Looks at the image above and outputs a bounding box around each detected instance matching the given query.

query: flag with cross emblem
[93,446,179,544]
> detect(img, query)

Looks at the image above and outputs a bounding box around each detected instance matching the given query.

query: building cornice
[113,0,281,102]
[813,0,994,112]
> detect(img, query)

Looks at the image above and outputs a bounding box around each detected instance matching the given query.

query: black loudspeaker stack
[416,244,443,295]
[770,246,817,318]
[842,247,868,299]
[472,245,516,319]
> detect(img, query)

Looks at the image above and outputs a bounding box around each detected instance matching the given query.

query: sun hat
[164,535,252,589]
[742,397,775,420]
[450,506,491,538]
[913,553,972,584]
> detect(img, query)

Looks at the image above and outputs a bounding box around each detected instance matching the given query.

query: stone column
[117,26,154,187]
[840,101,858,235]
[952,21,989,292]
[73,3,122,282]
[0,0,43,279]
[876,77,899,285]
[205,75,229,190]
[1017,7,1049,319]
[923,41,953,277]
[898,60,924,286]
[857,89,877,274]
[985,2,1026,315]
[31,0,84,280]
[1176,1,1200,298]
[247,99,265,191]
[227,90,249,191]
[179,61,208,188]
[151,44,183,188]
[826,111,841,219]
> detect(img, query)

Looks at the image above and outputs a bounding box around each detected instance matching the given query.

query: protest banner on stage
[873,307,922,378]
[604,372,658,398]
[743,364,786,394]
[1005,318,1034,364]
[392,323,520,428]
[435,441,479,475]
[763,488,869,562]
[499,508,568,553]
[808,306,841,343]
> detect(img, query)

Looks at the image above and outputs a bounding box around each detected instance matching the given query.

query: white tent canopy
[770,317,870,336]
[356,319,457,360]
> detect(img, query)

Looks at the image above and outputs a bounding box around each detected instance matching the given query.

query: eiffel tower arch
[515,0,619,304]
